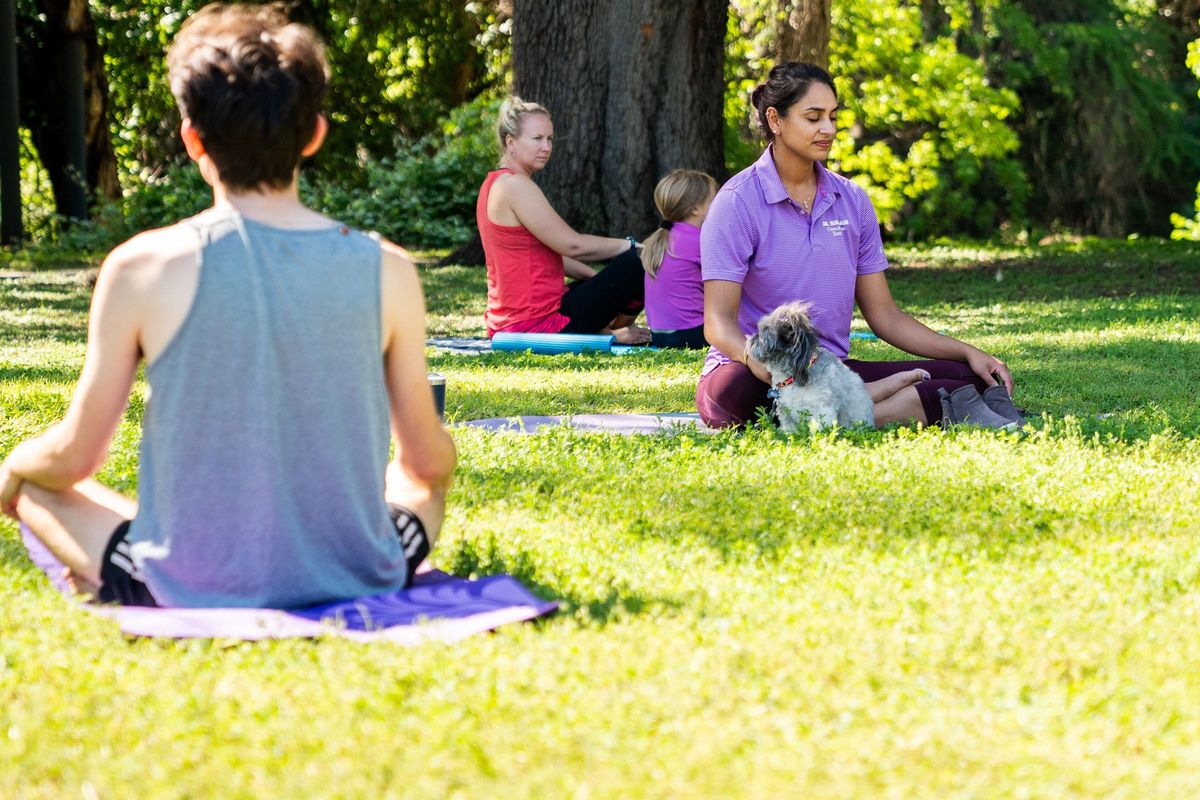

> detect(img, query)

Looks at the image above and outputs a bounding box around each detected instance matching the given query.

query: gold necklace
[796,187,815,213]
[789,180,817,213]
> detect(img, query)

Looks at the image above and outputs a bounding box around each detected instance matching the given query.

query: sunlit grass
[2,238,1200,797]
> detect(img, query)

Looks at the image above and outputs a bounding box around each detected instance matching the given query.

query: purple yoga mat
[460,412,715,435]
[20,526,557,642]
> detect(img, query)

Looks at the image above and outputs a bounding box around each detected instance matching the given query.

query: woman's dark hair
[751,62,836,142]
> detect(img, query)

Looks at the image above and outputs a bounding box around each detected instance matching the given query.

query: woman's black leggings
[559,248,645,333]
[651,326,708,349]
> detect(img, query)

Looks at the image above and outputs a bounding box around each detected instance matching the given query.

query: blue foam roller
[491,332,615,354]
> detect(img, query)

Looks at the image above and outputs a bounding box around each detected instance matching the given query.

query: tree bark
[1156,0,1199,37]
[511,0,727,238]
[18,0,120,222]
[1,0,23,244]
[439,232,485,267]
[775,0,831,68]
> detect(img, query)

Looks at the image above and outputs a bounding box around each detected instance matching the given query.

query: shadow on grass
[906,296,1200,339]
[0,364,83,385]
[889,256,1200,307]
[0,279,92,344]
[0,321,87,345]
[438,534,685,625]
[0,278,94,311]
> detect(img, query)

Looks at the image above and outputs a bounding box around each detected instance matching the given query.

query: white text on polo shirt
[822,219,850,236]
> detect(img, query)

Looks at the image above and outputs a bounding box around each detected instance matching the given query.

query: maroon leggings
[695,358,988,428]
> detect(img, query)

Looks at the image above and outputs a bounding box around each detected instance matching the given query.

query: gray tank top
[126,208,405,608]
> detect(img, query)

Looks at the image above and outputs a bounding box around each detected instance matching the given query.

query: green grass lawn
[2,238,1200,798]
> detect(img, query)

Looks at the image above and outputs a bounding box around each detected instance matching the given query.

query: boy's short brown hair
[167,3,328,192]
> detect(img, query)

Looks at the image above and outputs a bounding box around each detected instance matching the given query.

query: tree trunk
[1,0,23,244]
[511,0,727,239]
[82,5,120,207]
[775,0,831,68]
[439,232,486,267]
[1156,0,1199,37]
[18,0,119,223]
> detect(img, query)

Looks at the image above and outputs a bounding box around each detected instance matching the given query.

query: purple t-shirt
[700,145,889,374]
[645,221,704,330]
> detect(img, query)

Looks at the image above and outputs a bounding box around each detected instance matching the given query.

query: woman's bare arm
[855,272,1013,392]
[493,173,632,262]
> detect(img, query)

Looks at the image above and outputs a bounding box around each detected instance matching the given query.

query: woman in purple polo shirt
[697,62,1016,429]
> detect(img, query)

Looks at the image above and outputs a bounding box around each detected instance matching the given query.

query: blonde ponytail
[640,228,672,278]
[640,170,719,278]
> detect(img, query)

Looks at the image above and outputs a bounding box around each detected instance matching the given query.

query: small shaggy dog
[747,302,874,431]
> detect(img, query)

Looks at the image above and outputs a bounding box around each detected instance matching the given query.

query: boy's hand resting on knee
[0,461,21,518]
[612,325,651,345]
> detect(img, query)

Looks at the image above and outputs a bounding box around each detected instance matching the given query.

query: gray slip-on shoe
[980,384,1027,427]
[938,386,1018,430]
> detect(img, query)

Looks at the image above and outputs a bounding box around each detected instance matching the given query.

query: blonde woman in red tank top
[476,97,650,342]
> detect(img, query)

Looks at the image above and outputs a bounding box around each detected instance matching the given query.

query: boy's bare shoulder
[379,239,418,284]
[379,239,415,266]
[102,221,201,283]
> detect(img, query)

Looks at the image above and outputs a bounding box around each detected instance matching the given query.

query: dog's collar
[774,354,818,389]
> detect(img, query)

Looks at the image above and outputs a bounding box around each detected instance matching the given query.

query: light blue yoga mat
[491,332,617,354]
[430,331,871,356]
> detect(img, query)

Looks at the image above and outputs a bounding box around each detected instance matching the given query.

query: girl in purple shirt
[697,62,1018,429]
[640,170,718,349]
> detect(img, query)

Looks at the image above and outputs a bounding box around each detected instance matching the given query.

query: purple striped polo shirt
[700,145,888,374]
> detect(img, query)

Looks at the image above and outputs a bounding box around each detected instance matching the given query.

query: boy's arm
[379,242,456,490]
[1,251,144,514]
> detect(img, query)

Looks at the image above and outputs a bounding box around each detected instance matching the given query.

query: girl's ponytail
[640,225,671,278]
[640,170,719,278]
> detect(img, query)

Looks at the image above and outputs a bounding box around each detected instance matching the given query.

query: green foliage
[830,0,1027,239]
[302,95,501,248]
[1171,38,1200,240]
[300,0,494,173]
[724,2,776,174]
[10,96,498,258]
[723,0,1200,239]
[982,0,1200,236]
[92,1,201,180]
[17,1,1198,247]
[10,165,211,259]
[723,0,1029,239]
[86,1,499,186]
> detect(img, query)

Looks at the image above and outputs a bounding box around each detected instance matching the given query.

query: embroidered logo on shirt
[822,219,850,236]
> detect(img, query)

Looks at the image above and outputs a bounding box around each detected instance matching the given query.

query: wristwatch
[625,235,638,250]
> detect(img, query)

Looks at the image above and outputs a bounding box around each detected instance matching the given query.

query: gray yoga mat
[459,412,714,435]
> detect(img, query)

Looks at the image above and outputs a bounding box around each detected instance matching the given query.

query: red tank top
[476,169,569,336]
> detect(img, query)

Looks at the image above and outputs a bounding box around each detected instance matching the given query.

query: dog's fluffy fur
[747,302,874,431]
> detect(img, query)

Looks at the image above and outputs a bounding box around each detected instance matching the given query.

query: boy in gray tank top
[0,4,456,608]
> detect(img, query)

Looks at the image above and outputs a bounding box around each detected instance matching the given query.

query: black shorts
[97,520,158,607]
[96,505,432,608]
[387,502,432,583]
[650,325,708,349]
